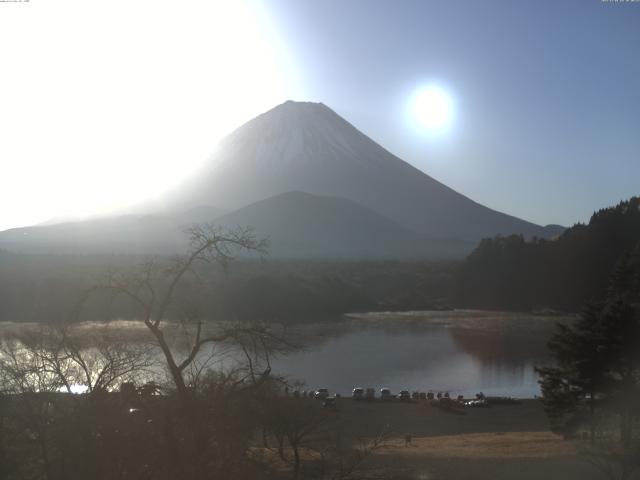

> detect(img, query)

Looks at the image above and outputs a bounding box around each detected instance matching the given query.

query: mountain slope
[0,211,221,254]
[213,191,472,259]
[0,192,472,258]
[0,215,182,254]
[168,100,560,241]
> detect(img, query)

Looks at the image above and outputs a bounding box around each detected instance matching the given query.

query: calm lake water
[0,310,564,399]
[269,311,560,398]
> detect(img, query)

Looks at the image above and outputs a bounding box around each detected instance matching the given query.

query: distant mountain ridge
[213,191,473,259]
[0,192,473,258]
[0,214,189,254]
[0,206,226,254]
[168,100,563,241]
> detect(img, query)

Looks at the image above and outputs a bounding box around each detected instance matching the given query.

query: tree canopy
[456,197,640,311]
[536,247,640,446]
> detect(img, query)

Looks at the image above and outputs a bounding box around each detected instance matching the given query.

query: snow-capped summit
[203,100,400,181]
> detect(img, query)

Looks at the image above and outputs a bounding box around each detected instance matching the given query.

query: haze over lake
[270,311,557,398]
[0,310,560,398]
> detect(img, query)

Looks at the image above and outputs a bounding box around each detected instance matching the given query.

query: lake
[0,310,567,399]
[269,310,564,398]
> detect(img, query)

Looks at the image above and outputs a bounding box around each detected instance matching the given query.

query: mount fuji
[168,100,562,242]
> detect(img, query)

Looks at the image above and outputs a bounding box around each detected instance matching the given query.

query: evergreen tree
[536,302,611,440]
[537,249,640,444]
[456,197,640,311]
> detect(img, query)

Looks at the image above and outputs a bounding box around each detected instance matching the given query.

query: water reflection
[270,320,552,398]
[0,311,559,398]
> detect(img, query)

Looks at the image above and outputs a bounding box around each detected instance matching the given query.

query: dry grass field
[272,398,630,480]
[377,431,577,459]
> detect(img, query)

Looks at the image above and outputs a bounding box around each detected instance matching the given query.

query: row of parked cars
[348,387,428,401]
[351,388,455,401]
[310,388,385,401]
[314,388,461,401]
[310,388,519,406]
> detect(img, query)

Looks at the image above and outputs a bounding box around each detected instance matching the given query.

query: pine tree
[537,248,640,444]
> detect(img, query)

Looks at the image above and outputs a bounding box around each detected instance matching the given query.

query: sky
[1,0,639,231]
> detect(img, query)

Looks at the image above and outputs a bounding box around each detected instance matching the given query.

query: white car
[314,388,329,399]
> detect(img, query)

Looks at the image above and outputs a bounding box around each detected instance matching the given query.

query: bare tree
[316,429,390,480]
[72,224,291,479]
[40,326,153,394]
[261,392,390,480]
[263,394,333,480]
[80,224,269,409]
[0,338,58,479]
[0,224,308,480]
[0,327,156,480]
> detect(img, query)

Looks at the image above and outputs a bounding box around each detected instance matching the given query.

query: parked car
[365,388,376,401]
[411,391,420,400]
[464,399,489,408]
[352,387,364,400]
[314,388,329,399]
[380,388,392,401]
[419,392,427,400]
[399,390,411,402]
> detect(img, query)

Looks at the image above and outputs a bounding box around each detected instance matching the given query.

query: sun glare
[411,85,454,133]
[0,0,298,231]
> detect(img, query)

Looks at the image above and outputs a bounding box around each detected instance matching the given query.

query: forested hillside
[455,197,640,311]
[0,254,454,323]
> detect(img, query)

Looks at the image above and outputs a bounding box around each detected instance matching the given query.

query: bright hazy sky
[0,0,302,231]
[1,0,639,231]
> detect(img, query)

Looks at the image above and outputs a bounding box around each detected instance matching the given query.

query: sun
[412,85,454,132]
